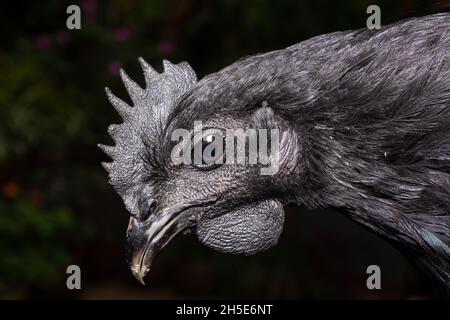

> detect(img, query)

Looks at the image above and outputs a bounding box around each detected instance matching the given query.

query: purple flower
[56,30,71,45]
[159,39,176,55]
[114,27,131,43]
[107,60,122,76]
[82,0,97,16]
[36,34,50,51]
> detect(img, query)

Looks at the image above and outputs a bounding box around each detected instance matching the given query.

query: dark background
[0,0,447,299]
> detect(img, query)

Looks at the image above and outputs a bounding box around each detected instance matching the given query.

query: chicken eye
[191,131,225,170]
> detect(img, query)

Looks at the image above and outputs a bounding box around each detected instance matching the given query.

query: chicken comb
[98,58,197,216]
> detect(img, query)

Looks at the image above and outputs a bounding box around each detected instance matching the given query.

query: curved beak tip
[136,274,146,286]
[126,204,196,286]
[130,265,148,285]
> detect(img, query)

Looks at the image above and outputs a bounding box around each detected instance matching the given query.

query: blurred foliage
[0,0,441,298]
[0,198,77,295]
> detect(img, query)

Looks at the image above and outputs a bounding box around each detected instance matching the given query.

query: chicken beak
[126,209,186,285]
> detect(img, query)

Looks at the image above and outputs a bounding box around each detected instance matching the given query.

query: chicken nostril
[139,199,157,222]
[148,200,157,215]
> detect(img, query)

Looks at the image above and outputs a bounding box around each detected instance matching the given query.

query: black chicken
[99,12,450,292]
